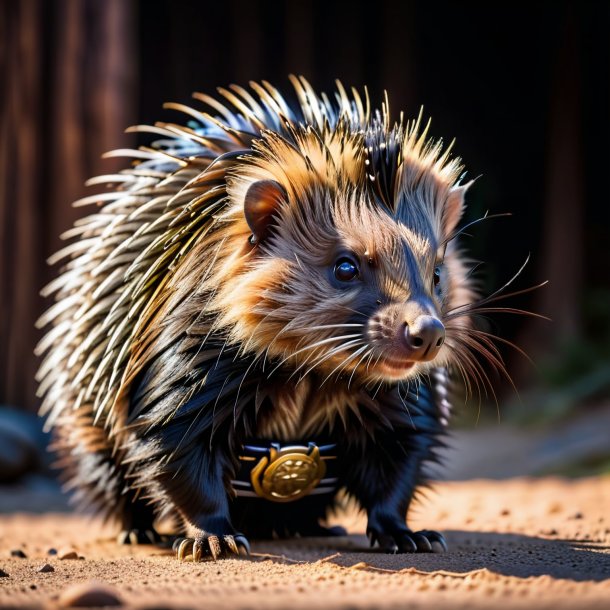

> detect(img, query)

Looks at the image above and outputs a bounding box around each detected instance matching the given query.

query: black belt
[231,442,338,503]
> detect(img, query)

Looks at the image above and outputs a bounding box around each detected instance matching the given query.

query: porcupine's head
[206,91,476,387]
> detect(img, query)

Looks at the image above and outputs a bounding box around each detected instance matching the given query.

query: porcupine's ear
[244,180,287,244]
[442,180,474,237]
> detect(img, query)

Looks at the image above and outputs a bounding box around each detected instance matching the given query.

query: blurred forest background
[0,0,608,485]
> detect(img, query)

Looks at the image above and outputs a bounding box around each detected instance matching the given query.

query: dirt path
[1,477,609,609]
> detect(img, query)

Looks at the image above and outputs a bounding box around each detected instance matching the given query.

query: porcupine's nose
[403,315,445,362]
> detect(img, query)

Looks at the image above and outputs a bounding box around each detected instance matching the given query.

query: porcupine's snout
[402,315,445,362]
[367,301,446,380]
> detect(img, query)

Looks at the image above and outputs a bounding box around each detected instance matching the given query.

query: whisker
[448,255,540,318]
[397,381,415,429]
[290,339,364,382]
[371,379,384,400]
[463,353,495,421]
[365,350,376,371]
[294,323,365,332]
[337,305,369,320]
[452,357,474,404]
[364,352,384,391]
[458,260,486,284]
[348,347,374,389]
[446,339,489,403]
[448,325,523,423]
[268,333,362,376]
[472,281,549,308]
[453,354,481,421]
[457,334,512,390]
[271,322,365,345]
[319,344,369,387]
[462,327,536,367]
[300,340,365,380]
[289,347,324,384]
[440,211,512,248]
[447,305,549,321]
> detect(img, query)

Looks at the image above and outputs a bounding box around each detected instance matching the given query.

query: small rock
[58,548,79,560]
[48,548,58,556]
[572,512,584,520]
[58,581,123,607]
[38,563,55,573]
[0,568,9,577]
[10,549,27,558]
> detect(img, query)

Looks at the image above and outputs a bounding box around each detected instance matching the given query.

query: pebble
[48,548,58,556]
[58,581,123,607]
[58,548,79,560]
[38,563,55,573]
[10,549,27,558]
[0,568,8,577]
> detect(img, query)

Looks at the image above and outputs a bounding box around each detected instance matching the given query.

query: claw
[178,538,192,561]
[396,534,417,553]
[116,532,129,545]
[234,534,250,556]
[411,533,433,553]
[208,535,221,560]
[172,537,186,552]
[192,539,203,562]
[367,530,377,547]
[377,534,399,553]
[367,526,447,554]
[224,535,239,555]
[421,530,448,553]
[173,532,251,561]
[143,529,159,544]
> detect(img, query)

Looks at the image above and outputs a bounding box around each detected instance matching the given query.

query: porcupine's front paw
[367,514,448,553]
[173,532,250,561]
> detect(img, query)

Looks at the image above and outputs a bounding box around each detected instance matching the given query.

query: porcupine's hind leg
[115,495,162,545]
[53,408,162,545]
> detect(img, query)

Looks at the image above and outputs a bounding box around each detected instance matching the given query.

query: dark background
[1,0,609,429]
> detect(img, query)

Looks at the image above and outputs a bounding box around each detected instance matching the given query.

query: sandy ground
[0,477,609,609]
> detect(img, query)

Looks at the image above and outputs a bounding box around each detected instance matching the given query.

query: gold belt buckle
[250,444,326,503]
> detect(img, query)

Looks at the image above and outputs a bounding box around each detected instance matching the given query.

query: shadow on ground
[251,531,610,582]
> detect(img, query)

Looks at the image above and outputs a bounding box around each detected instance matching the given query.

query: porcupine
[37,76,484,560]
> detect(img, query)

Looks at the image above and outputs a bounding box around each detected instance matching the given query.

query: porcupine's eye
[433,266,442,288]
[334,257,359,282]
